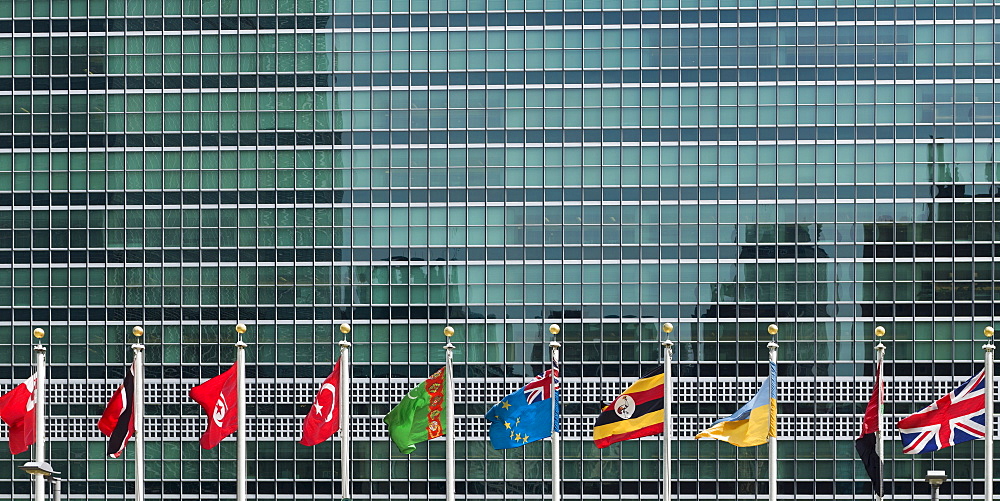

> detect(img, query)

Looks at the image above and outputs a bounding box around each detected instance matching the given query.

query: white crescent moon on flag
[213,394,229,426]
[316,383,337,423]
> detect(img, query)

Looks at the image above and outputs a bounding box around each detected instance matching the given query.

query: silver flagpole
[662,323,674,501]
[32,327,47,501]
[874,326,886,501]
[132,326,146,501]
[235,323,248,501]
[766,324,779,501]
[443,326,456,501]
[985,325,995,501]
[548,324,562,501]
[338,323,352,501]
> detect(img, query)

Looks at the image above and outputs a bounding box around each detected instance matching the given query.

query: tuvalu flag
[0,373,37,455]
[593,365,664,448]
[189,363,239,450]
[98,361,136,458]
[695,360,777,447]
[485,368,559,449]
[299,360,341,446]
[383,366,447,454]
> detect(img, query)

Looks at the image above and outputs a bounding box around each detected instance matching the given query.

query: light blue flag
[485,369,560,449]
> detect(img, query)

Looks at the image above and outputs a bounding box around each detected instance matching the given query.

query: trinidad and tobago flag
[593,365,665,448]
[855,355,884,497]
[98,361,136,458]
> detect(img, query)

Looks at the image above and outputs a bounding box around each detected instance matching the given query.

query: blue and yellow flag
[695,361,777,447]
[485,369,559,449]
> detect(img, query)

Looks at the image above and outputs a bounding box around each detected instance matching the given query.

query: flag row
[0,346,988,458]
[1,324,996,501]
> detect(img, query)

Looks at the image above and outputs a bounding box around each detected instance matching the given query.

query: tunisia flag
[300,360,341,446]
[189,363,239,450]
[0,373,37,455]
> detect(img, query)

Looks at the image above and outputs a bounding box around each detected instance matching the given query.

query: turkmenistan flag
[383,366,447,454]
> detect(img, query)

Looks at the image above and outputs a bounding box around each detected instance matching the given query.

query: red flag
[189,363,239,450]
[98,361,136,458]
[0,374,37,455]
[299,360,341,446]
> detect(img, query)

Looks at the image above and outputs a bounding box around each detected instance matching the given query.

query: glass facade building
[1,0,999,499]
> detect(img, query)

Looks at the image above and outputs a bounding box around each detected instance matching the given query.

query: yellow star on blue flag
[484,369,560,449]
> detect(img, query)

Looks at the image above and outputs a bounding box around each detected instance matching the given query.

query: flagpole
[766,324,778,501]
[661,322,674,501]
[235,323,248,501]
[548,324,562,501]
[338,323,352,501]
[132,326,146,501]
[443,326,456,501]
[985,325,995,501]
[874,325,886,501]
[32,327,46,501]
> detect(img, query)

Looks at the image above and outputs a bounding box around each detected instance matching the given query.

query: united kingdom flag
[524,369,560,404]
[897,369,986,454]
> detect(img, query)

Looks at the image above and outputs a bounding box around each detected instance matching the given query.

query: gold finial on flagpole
[32,328,45,339]
[235,323,248,348]
[986,326,995,338]
[767,324,778,336]
[132,326,144,337]
[339,323,352,349]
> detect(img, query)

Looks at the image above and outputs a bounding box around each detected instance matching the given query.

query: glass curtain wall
[0,0,998,499]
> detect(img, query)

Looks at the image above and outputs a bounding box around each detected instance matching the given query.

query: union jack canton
[524,369,560,405]
[896,369,986,454]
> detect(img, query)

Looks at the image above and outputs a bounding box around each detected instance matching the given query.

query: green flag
[383,366,447,454]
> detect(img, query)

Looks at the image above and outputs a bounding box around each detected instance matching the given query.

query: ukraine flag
[695,361,777,447]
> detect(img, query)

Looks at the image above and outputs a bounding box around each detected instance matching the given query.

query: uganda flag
[593,365,664,448]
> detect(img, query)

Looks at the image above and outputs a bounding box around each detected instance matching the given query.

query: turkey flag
[300,360,341,446]
[189,363,239,450]
[0,373,37,455]
[98,361,136,458]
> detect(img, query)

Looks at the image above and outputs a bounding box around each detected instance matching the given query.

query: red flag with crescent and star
[189,363,239,450]
[300,360,342,446]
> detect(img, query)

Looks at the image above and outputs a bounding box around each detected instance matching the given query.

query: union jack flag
[897,369,986,454]
[524,369,559,405]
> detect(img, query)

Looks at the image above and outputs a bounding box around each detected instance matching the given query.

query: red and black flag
[593,365,664,448]
[855,355,883,497]
[98,361,136,458]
